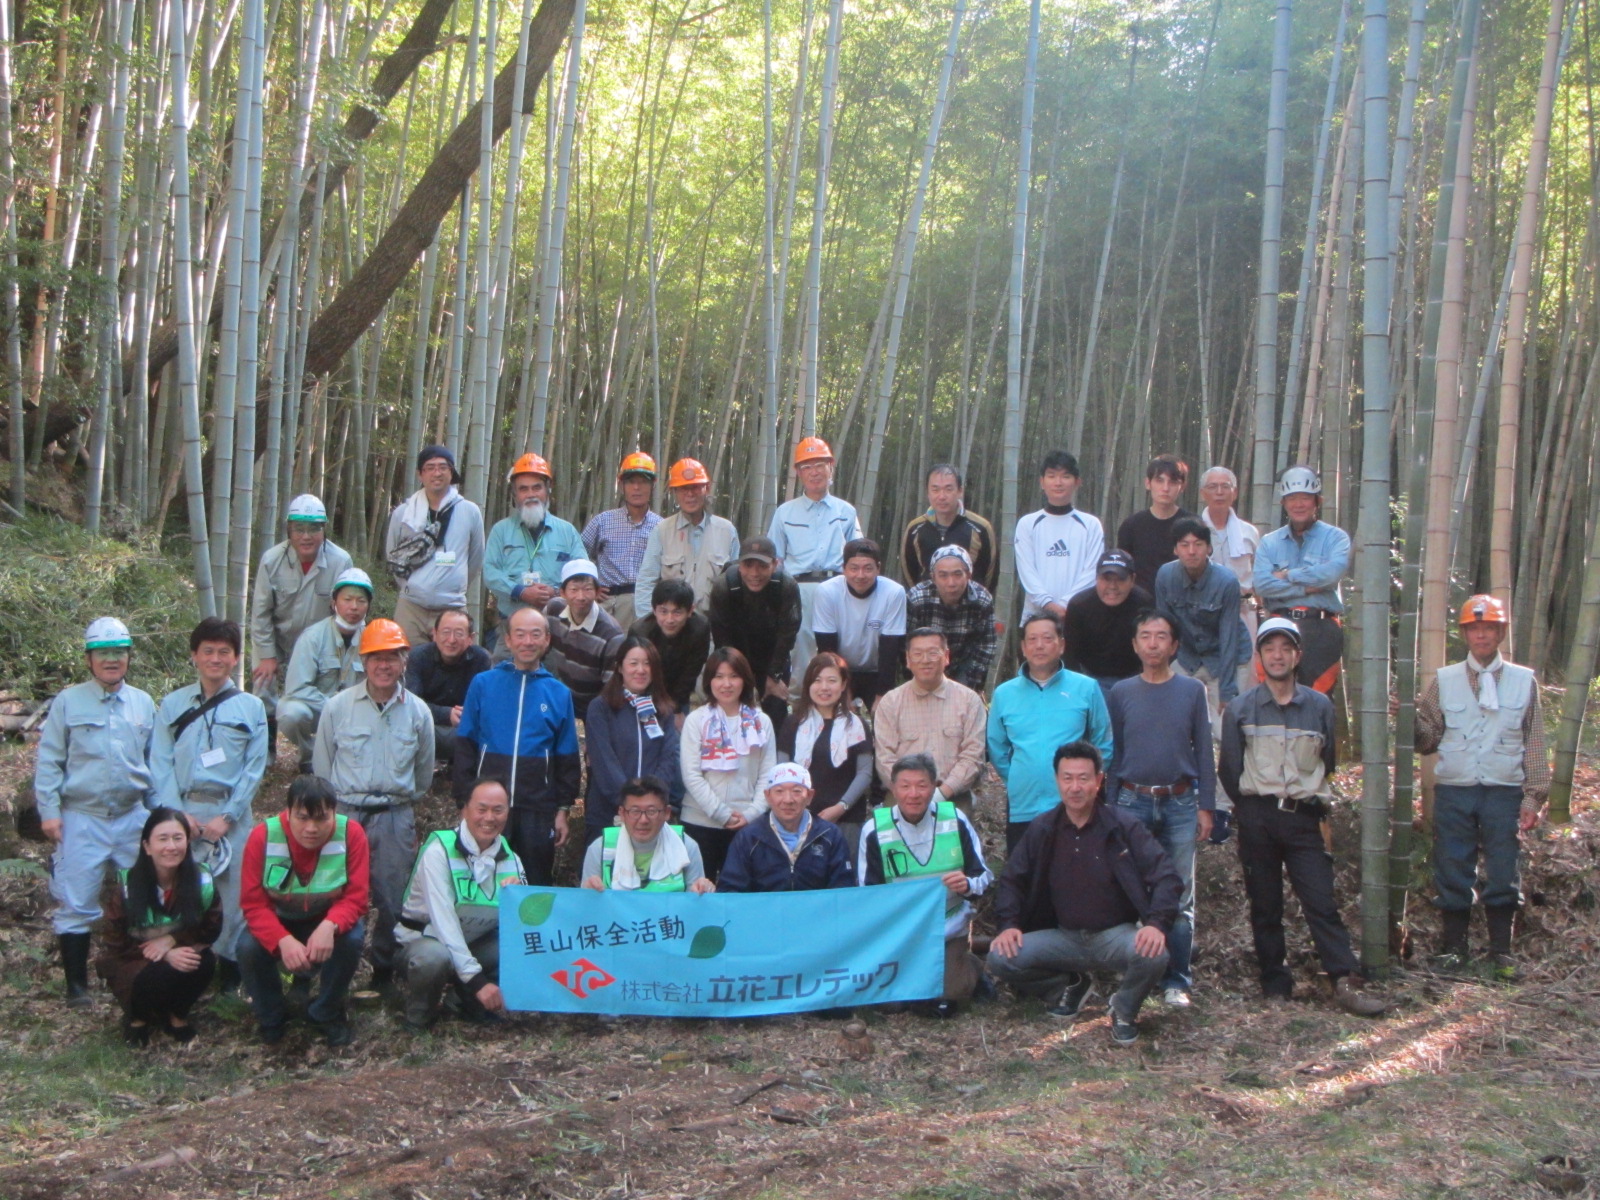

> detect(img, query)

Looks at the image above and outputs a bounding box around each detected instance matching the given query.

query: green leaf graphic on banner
[688,925,727,959]
[519,892,555,927]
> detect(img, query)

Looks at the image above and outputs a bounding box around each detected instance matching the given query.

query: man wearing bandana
[1415,595,1550,976]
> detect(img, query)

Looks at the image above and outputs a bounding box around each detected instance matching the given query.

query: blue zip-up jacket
[453,660,581,814]
[717,814,856,893]
[987,664,1113,824]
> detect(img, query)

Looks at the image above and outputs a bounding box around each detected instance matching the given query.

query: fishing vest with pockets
[874,801,964,913]
[262,813,349,922]
[117,867,216,940]
[1434,660,1536,789]
[658,514,738,609]
[601,825,688,892]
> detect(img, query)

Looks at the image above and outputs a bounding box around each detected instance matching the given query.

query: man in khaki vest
[633,458,740,619]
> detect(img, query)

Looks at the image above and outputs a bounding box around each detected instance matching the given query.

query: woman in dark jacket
[584,636,681,845]
[96,806,222,1045]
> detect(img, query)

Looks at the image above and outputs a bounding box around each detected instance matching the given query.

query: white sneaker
[1163,987,1191,1008]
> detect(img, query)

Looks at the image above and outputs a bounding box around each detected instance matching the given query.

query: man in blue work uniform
[34,617,157,1005]
[767,437,863,680]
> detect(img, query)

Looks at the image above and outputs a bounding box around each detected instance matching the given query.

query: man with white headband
[715,762,855,893]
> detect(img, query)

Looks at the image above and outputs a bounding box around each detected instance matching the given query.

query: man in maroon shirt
[238,776,371,1046]
[987,740,1181,1044]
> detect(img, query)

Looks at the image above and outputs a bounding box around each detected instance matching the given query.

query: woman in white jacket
[680,647,775,880]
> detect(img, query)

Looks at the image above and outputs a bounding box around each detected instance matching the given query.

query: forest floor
[1,733,1598,1200]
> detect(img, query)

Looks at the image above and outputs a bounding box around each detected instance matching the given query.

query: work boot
[1432,908,1471,969]
[1333,975,1387,1017]
[1484,905,1518,980]
[59,933,93,1006]
[214,957,242,996]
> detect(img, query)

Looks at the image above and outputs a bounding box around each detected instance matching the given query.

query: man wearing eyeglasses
[581,776,715,893]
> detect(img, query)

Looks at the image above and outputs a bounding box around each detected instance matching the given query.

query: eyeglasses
[907,649,945,661]
[621,807,667,819]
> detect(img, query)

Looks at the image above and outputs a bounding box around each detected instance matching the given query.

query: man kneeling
[859,753,992,1017]
[581,776,715,893]
[988,740,1181,1044]
[398,777,526,1031]
[239,776,370,1046]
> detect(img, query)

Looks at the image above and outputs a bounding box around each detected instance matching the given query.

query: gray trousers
[277,698,324,764]
[180,798,251,961]
[987,923,1168,1020]
[400,927,501,1026]
[337,803,418,972]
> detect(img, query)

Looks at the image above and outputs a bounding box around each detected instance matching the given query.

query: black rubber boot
[1485,906,1518,979]
[266,715,278,749]
[1433,909,1471,969]
[215,957,242,996]
[59,933,92,1006]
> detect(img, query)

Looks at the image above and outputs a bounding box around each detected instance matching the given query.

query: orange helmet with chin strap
[667,458,710,489]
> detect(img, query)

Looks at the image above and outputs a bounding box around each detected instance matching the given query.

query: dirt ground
[1,735,1598,1200]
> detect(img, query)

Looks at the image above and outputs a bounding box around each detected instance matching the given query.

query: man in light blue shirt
[767,437,863,677]
[987,613,1113,853]
[34,617,156,1005]
[150,616,270,988]
[1253,466,1350,693]
[1155,517,1249,734]
[484,452,586,637]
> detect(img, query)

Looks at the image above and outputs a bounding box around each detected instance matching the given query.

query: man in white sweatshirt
[1013,450,1105,621]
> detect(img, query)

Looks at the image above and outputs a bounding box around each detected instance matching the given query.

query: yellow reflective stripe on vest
[874,801,964,881]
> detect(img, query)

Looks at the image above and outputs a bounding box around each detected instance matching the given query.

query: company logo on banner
[498,881,947,1017]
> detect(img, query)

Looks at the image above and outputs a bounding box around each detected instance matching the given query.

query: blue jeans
[1113,785,1197,992]
[987,924,1168,1021]
[239,919,366,1032]
[1432,783,1523,910]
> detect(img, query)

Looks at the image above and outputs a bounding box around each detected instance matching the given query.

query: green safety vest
[117,867,216,940]
[601,825,688,892]
[262,813,349,921]
[874,801,964,886]
[411,829,522,916]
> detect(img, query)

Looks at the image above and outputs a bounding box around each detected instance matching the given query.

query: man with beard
[484,453,585,655]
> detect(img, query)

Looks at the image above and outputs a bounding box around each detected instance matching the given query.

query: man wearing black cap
[709,537,802,730]
[1062,550,1152,706]
[386,446,485,648]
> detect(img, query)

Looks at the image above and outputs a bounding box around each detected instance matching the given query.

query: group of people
[30,441,1550,1047]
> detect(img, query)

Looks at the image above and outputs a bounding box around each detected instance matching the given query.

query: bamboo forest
[2,0,1599,958]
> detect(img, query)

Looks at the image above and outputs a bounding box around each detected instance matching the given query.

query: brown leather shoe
[1334,975,1388,1017]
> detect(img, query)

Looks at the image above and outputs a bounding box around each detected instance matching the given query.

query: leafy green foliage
[0,516,196,701]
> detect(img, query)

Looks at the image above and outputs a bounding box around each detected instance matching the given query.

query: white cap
[286,493,328,522]
[332,566,374,597]
[560,559,600,585]
[1276,466,1322,499]
[84,616,132,650]
[1255,615,1303,648]
[768,762,813,790]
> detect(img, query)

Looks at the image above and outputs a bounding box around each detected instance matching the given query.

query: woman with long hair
[679,647,776,880]
[584,636,681,844]
[777,652,873,853]
[96,806,222,1045]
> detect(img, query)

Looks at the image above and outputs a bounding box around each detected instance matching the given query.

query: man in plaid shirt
[905,546,996,693]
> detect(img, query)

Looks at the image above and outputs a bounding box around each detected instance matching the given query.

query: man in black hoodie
[987,739,1181,1044]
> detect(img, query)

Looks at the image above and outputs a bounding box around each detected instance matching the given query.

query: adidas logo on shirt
[1044,539,1071,558]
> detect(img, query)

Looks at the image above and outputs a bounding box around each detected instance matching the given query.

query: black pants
[759,694,789,734]
[127,950,215,1023]
[1006,821,1033,854]
[508,807,557,886]
[684,823,735,883]
[1235,796,1359,994]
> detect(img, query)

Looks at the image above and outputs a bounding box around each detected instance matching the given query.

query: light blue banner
[498,881,947,1016]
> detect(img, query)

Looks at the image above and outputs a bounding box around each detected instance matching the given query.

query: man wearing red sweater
[238,776,371,1046]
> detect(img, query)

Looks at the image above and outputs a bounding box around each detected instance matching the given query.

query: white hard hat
[332,566,374,598]
[286,494,328,523]
[1255,615,1303,648]
[1276,467,1322,499]
[560,559,600,586]
[191,834,233,877]
[84,617,132,650]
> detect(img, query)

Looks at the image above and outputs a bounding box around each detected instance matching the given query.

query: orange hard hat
[507,452,553,483]
[793,436,834,466]
[359,618,410,655]
[667,458,710,489]
[618,451,657,480]
[1459,594,1508,626]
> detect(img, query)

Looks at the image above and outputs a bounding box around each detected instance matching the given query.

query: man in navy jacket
[717,763,855,893]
